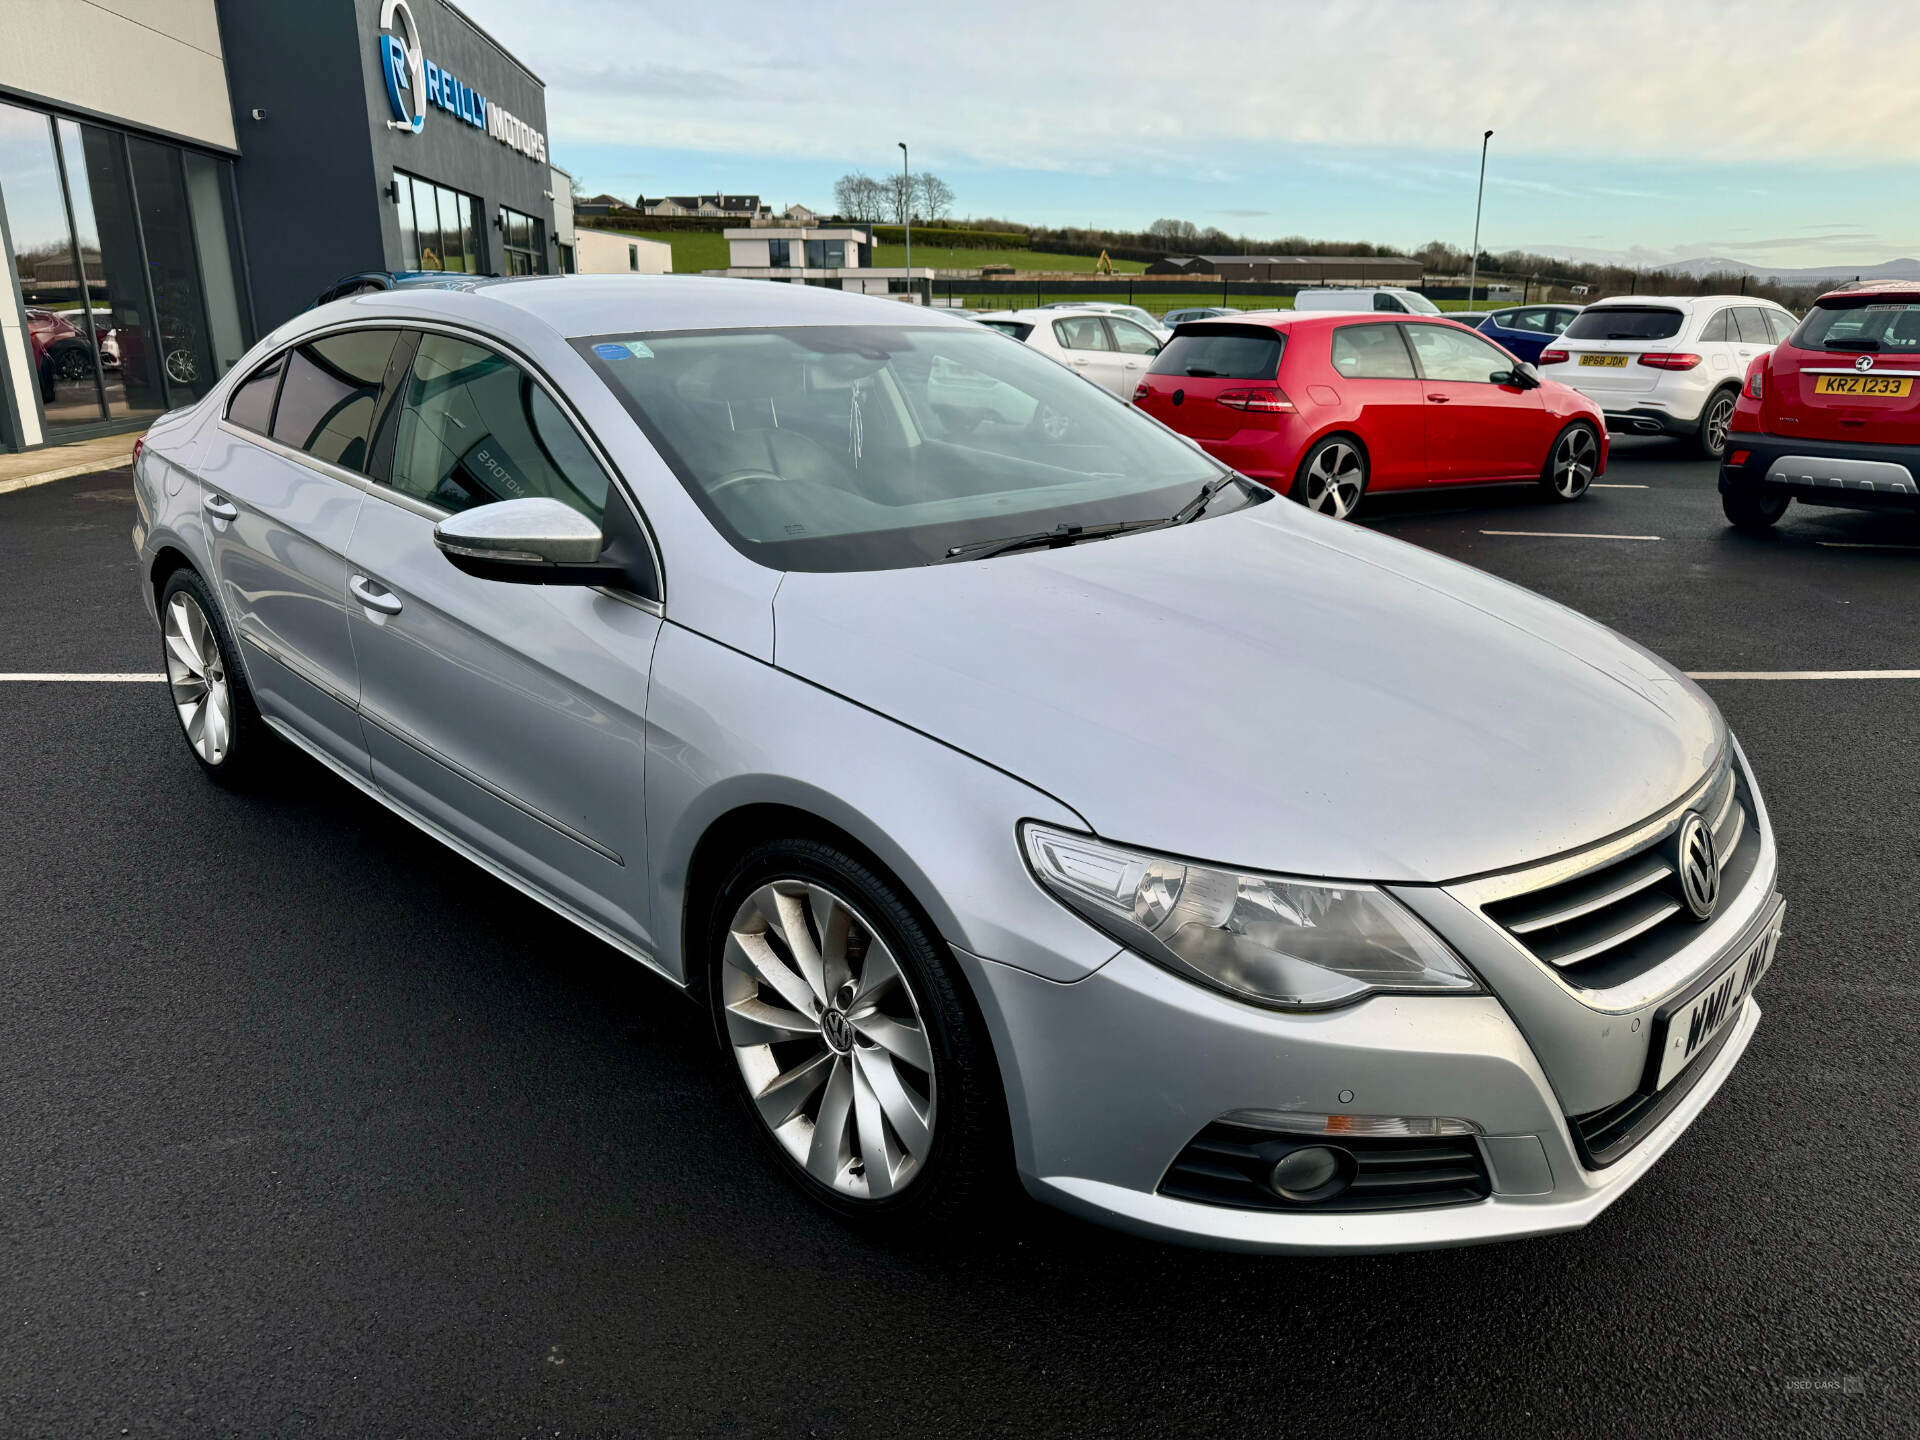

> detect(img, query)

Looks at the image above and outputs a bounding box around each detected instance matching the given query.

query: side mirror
[1496,362,1541,389]
[434,497,627,586]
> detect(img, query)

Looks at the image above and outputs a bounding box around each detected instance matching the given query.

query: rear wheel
[1541,422,1599,501]
[1722,488,1789,535]
[1290,436,1368,519]
[1695,388,1738,460]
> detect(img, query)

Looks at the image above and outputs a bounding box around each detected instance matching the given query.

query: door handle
[349,574,404,615]
[1072,358,1090,366]
[202,494,238,521]
[1426,393,1451,403]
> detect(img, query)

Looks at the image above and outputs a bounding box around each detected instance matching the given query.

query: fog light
[1729,449,1750,466]
[1269,1145,1350,1202]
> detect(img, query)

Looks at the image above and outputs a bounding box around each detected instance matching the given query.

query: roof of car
[1583,294,1788,310]
[1815,278,1920,304]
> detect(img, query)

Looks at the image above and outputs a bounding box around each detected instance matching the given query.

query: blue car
[1476,304,1582,364]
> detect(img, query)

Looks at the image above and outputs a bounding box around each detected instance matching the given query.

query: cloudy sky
[471,0,1919,268]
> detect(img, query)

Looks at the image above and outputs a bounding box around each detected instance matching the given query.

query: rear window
[1789,300,1920,355]
[978,320,1033,341]
[1148,327,1284,380]
[1562,306,1684,342]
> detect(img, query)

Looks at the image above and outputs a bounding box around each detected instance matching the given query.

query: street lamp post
[1467,129,1493,308]
[898,141,912,303]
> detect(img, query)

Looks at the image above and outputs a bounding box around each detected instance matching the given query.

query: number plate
[1580,354,1629,368]
[1814,374,1913,397]
[1649,904,1783,1091]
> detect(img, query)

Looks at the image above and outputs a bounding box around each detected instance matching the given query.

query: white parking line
[1480,530,1661,541]
[1815,541,1920,550]
[1687,670,1920,680]
[1591,483,1649,489]
[0,673,165,682]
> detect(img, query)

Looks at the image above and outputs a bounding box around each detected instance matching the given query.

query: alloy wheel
[1705,394,1735,455]
[163,592,232,764]
[1302,441,1364,518]
[720,880,937,1199]
[1552,427,1597,498]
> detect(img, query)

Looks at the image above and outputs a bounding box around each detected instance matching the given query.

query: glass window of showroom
[0,101,249,439]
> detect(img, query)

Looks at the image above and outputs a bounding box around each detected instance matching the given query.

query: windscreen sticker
[1863,304,1920,312]
[592,340,653,360]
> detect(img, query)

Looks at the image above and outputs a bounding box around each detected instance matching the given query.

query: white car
[1039,301,1174,343]
[975,307,1164,398]
[1293,287,1443,316]
[1539,295,1799,459]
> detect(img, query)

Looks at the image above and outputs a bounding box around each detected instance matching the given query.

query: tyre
[1695,388,1738,460]
[1540,422,1599,501]
[1722,488,1789,535]
[706,835,1007,1230]
[1290,435,1368,519]
[158,568,268,786]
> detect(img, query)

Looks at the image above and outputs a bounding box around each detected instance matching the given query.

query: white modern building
[574,229,672,275]
[712,226,932,302]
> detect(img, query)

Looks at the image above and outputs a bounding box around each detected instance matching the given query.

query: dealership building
[0,0,558,454]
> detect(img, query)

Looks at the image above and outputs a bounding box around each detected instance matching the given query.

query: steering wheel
[708,467,785,495]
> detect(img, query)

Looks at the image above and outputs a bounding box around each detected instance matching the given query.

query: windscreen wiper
[940,518,1165,563]
[1167,474,1244,525]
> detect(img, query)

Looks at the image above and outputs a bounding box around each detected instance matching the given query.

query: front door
[200,328,403,772]
[346,332,661,951]
[1050,315,1126,395]
[1404,323,1547,482]
[1107,317,1163,395]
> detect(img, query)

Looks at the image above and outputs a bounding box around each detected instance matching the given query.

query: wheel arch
[149,544,200,610]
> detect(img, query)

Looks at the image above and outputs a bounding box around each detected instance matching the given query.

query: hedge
[872,225,1028,249]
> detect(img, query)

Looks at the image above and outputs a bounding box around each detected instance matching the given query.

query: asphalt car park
[1,436,1915,1434]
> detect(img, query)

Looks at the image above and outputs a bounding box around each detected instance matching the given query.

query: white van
[1293,287,1442,316]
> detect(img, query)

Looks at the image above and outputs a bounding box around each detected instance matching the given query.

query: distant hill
[1525,243,1920,286]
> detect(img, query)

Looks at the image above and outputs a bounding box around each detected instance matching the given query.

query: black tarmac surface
[2,442,1915,1436]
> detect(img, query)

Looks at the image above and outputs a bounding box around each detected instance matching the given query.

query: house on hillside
[711,226,933,301]
[572,192,628,218]
[574,230,672,275]
[781,203,819,223]
[641,193,773,220]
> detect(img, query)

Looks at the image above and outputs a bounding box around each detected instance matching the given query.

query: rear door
[1769,299,1920,444]
[345,330,661,951]
[1554,305,1686,400]
[1404,322,1546,482]
[200,328,403,772]
[1050,315,1126,395]
[1324,322,1426,490]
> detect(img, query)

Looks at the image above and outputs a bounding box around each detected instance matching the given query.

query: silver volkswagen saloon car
[131,276,1785,1253]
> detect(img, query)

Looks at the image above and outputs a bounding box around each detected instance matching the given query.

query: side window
[1406,324,1515,383]
[1329,324,1416,379]
[1373,292,1407,313]
[226,353,284,434]
[1545,309,1576,335]
[270,329,400,471]
[1109,318,1161,355]
[1766,309,1798,344]
[1734,307,1774,345]
[1052,316,1111,351]
[1489,310,1517,330]
[389,333,610,521]
[1698,310,1732,343]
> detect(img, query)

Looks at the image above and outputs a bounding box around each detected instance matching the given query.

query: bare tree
[1147,217,1198,242]
[913,172,955,222]
[832,171,888,223]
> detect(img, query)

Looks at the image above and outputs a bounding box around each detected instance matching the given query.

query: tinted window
[1544,309,1576,335]
[1329,324,1415,379]
[1373,293,1407,312]
[1766,309,1798,343]
[1734,307,1774,345]
[1488,310,1519,330]
[579,324,1231,573]
[1109,318,1162,355]
[226,354,283,434]
[1150,327,1284,380]
[979,320,1034,341]
[1407,324,1515,383]
[1563,306,1684,341]
[389,334,610,519]
[1790,299,1920,354]
[270,329,399,469]
[1698,310,1733,343]
[1053,316,1110,351]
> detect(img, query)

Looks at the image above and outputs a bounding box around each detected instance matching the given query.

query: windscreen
[1395,291,1442,315]
[1148,327,1284,379]
[577,325,1231,572]
[1789,299,1920,355]
[1562,306,1684,341]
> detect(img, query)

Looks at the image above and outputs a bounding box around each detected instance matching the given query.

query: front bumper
[1720,430,1920,513]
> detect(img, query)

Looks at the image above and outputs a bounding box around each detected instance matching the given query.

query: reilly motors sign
[378,0,547,163]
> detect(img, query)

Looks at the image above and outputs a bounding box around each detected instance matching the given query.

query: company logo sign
[377,0,548,163]
[1856,354,1875,372]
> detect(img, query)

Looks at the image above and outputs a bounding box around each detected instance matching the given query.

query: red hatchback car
[1719,280,1920,533]
[1133,312,1608,518]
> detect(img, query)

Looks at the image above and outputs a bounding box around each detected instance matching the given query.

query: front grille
[1569,1018,1740,1167]
[1159,1121,1491,1213]
[1481,758,1759,990]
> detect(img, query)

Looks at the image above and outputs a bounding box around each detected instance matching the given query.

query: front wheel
[1541,422,1599,501]
[1290,436,1368,519]
[1722,488,1789,535]
[1695,389,1738,460]
[159,569,267,786]
[707,837,1007,1230]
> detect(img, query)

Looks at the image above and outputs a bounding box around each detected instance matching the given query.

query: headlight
[1021,824,1480,1010]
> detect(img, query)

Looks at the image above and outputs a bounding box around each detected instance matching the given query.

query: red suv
[1132,313,1607,518]
[1720,280,1920,532]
